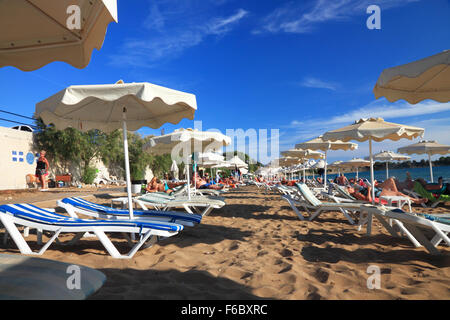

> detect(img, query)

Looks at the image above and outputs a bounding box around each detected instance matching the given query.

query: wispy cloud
[299,77,338,91]
[254,0,419,34]
[110,1,248,67]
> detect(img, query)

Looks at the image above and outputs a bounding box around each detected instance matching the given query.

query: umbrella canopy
[0,0,118,71]
[35,80,197,219]
[370,150,411,179]
[145,128,231,199]
[323,118,424,202]
[374,50,450,104]
[295,136,357,187]
[197,152,224,164]
[36,81,197,132]
[398,140,450,182]
[226,155,249,169]
[340,158,370,179]
[281,148,325,160]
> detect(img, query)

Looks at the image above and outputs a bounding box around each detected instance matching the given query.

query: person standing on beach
[35,150,50,191]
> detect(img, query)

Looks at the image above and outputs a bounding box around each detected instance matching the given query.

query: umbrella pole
[122,110,134,220]
[369,138,375,204]
[324,150,328,188]
[386,162,389,180]
[356,167,359,180]
[186,155,191,200]
[428,153,434,183]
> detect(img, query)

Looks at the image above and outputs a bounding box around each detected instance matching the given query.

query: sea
[304,166,450,183]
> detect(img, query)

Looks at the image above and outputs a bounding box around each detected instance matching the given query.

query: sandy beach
[0,185,449,300]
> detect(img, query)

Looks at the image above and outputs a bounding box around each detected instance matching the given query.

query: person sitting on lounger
[194,173,224,190]
[336,174,349,186]
[347,178,427,204]
[146,177,173,194]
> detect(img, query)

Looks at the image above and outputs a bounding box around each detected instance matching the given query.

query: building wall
[0,126,36,190]
[0,126,155,190]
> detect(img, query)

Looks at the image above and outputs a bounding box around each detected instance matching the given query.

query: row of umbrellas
[0,2,449,211]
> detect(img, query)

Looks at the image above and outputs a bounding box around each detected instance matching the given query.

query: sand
[0,185,449,300]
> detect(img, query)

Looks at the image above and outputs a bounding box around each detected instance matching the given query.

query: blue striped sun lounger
[0,203,183,259]
[57,197,202,227]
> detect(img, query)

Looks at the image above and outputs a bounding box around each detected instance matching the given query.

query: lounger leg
[0,215,33,254]
[309,209,322,221]
[281,196,305,221]
[340,208,355,225]
[430,224,450,247]
[93,228,154,259]
[402,223,440,255]
[373,215,399,238]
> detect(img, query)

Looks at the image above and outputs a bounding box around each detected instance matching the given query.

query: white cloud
[110,4,248,67]
[299,77,338,91]
[255,0,419,34]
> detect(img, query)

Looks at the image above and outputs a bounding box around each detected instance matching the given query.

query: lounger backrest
[333,184,356,200]
[0,203,184,231]
[296,183,322,206]
[61,197,202,224]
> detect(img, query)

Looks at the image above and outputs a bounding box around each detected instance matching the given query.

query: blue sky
[1,0,449,164]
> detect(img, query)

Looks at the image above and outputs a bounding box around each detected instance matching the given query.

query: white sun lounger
[0,203,183,259]
[57,197,202,227]
[360,205,450,255]
[282,183,363,224]
[133,193,225,217]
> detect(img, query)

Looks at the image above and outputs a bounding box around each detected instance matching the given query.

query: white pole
[356,167,359,180]
[122,109,134,220]
[324,150,328,188]
[369,138,375,204]
[428,153,434,182]
[386,162,389,180]
[186,155,191,199]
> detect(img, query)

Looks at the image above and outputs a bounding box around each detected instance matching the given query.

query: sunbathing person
[336,174,349,186]
[194,173,224,190]
[347,179,427,204]
[145,177,173,194]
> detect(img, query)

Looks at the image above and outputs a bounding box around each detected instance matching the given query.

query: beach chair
[133,193,226,217]
[0,203,183,259]
[282,183,363,224]
[402,181,448,208]
[360,205,450,255]
[57,197,202,227]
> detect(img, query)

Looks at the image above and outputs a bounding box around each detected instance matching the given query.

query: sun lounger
[282,183,363,224]
[402,181,448,208]
[57,197,202,227]
[134,193,226,217]
[360,205,450,255]
[0,203,183,259]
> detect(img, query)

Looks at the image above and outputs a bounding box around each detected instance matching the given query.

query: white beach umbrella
[145,128,231,199]
[0,0,118,71]
[370,150,411,179]
[295,136,358,188]
[328,160,344,175]
[36,80,197,219]
[374,50,450,104]
[226,155,249,169]
[398,140,450,182]
[323,118,424,202]
[340,158,370,180]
